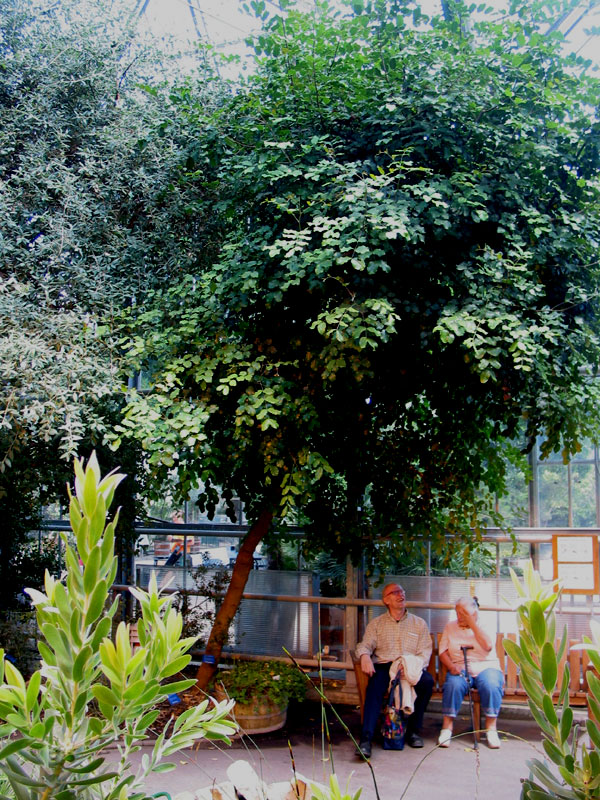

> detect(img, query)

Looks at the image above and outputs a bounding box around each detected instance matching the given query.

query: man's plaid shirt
[355,610,432,670]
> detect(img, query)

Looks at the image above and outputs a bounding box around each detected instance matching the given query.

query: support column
[345,557,360,690]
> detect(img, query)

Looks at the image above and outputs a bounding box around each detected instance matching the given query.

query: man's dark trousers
[361,663,434,742]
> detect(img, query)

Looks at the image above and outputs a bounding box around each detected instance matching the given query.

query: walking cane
[460,645,479,750]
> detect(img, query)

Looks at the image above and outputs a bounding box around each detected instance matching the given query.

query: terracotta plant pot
[214,686,287,734]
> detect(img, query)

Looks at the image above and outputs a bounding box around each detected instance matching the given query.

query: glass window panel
[498,541,532,577]
[497,462,530,527]
[571,463,597,527]
[538,465,569,527]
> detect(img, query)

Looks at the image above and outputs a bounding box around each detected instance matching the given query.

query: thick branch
[195,507,274,690]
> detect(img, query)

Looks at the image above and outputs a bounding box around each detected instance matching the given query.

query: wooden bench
[353,632,592,737]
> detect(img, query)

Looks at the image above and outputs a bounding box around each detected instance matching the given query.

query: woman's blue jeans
[442,668,504,718]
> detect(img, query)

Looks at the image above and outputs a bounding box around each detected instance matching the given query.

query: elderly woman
[437,596,504,749]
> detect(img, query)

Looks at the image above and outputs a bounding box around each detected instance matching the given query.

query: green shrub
[505,561,600,799]
[0,453,237,800]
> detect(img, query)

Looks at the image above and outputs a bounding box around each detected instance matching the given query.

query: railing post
[344,557,359,690]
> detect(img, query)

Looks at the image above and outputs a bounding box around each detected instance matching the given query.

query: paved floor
[122,702,554,800]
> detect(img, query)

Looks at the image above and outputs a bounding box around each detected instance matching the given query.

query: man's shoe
[406,733,424,748]
[358,741,372,758]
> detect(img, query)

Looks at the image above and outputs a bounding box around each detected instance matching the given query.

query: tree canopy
[119,0,600,544]
[112,0,600,681]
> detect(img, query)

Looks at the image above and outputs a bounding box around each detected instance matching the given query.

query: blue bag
[381,675,405,750]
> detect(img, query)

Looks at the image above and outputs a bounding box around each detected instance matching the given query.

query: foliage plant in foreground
[505,562,600,799]
[0,453,236,800]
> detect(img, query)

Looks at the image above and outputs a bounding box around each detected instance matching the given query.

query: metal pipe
[110,585,600,616]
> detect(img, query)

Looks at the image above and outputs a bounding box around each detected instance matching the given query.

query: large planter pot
[214,686,287,734]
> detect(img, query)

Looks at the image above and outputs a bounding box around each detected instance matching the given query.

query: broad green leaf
[542,694,557,727]
[25,671,41,712]
[83,545,101,595]
[0,738,31,760]
[3,660,26,691]
[160,656,191,679]
[558,663,570,706]
[541,642,557,693]
[587,669,600,700]
[64,757,106,774]
[73,645,93,683]
[123,680,147,702]
[502,637,523,667]
[587,694,600,724]
[82,458,98,517]
[85,579,108,626]
[157,678,195,695]
[586,718,600,749]
[530,601,546,648]
[134,710,160,732]
[70,772,119,785]
[559,706,573,744]
[90,615,112,648]
[520,669,544,707]
[528,700,556,738]
[91,685,119,708]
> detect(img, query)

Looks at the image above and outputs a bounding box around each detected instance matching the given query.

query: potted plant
[214,659,306,734]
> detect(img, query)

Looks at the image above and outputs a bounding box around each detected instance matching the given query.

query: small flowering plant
[216,659,306,707]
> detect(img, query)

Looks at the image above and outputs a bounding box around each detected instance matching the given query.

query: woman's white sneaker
[486,730,501,749]
[438,729,452,747]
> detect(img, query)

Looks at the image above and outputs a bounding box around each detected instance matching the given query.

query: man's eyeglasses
[383,589,405,599]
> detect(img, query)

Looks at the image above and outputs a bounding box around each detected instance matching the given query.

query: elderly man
[355,583,433,757]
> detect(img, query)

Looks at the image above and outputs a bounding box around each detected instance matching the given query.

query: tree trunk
[195,508,273,690]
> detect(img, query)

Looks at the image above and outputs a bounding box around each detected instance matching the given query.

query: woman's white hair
[455,595,478,613]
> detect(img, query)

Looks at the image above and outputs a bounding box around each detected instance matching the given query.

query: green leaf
[73,645,93,683]
[85,579,108,626]
[91,685,119,708]
[160,656,191,679]
[527,700,556,738]
[25,671,41,712]
[82,460,98,518]
[502,637,523,667]
[588,694,600,725]
[520,668,544,707]
[541,642,558,693]
[587,669,600,700]
[65,757,106,774]
[83,545,101,595]
[151,762,177,774]
[530,601,546,648]
[157,679,195,695]
[70,772,119,786]
[90,616,112,649]
[542,694,557,727]
[586,718,600,749]
[559,706,573,745]
[0,738,31,760]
